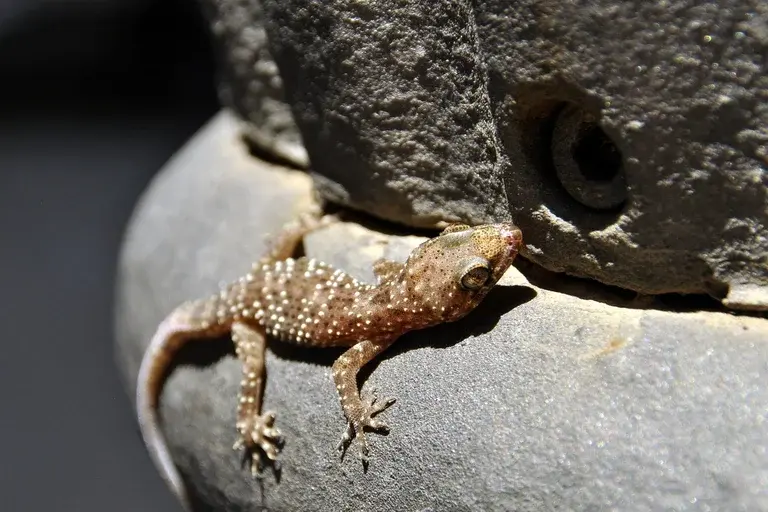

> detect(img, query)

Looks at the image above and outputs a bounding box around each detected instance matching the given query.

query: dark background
[0,0,218,509]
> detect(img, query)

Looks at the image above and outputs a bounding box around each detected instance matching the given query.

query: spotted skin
[136,214,523,510]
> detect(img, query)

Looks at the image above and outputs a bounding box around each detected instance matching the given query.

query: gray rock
[247,0,767,308]
[260,0,510,228]
[115,110,317,392]
[199,0,308,168]
[116,111,768,511]
[478,0,768,310]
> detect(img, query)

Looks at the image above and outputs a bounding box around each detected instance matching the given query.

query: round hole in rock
[551,104,627,210]
[572,124,623,183]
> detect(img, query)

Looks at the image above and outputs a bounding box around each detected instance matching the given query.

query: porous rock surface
[116,111,768,511]
[199,0,308,168]
[203,0,768,308]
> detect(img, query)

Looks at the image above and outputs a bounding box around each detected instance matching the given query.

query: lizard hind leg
[231,322,283,476]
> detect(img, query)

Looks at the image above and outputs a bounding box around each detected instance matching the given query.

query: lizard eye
[440,223,471,236]
[459,263,491,291]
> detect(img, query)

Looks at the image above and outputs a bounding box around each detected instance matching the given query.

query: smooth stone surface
[116,111,768,511]
[225,0,767,308]
[115,109,316,391]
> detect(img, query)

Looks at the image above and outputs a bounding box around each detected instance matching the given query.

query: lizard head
[398,222,523,324]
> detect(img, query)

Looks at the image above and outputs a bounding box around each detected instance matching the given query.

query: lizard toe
[235,411,284,474]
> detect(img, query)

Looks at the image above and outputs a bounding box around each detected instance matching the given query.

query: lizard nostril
[502,227,523,248]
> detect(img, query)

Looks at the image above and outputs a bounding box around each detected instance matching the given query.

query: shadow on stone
[376,284,538,365]
[514,257,734,313]
[170,334,234,374]
[268,339,345,367]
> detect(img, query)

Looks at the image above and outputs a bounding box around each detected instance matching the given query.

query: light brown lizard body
[136,215,522,510]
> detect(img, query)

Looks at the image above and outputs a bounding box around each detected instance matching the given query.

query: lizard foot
[233,410,283,477]
[337,390,396,464]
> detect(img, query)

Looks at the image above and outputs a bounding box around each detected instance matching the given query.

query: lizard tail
[136,314,203,511]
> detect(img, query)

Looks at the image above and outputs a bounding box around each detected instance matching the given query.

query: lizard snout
[499,225,523,251]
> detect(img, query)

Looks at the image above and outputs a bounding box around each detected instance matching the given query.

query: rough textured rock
[199,0,308,167]
[476,0,768,310]
[116,111,768,511]
[211,0,767,308]
[261,0,510,228]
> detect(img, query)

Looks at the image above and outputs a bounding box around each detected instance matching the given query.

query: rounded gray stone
[115,109,317,395]
[116,110,768,511]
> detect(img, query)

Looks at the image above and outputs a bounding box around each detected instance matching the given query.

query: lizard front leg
[231,322,282,475]
[332,338,397,463]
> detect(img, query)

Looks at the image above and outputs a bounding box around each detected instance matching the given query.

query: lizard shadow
[380,284,536,358]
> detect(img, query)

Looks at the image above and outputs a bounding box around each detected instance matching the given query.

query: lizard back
[181,256,381,348]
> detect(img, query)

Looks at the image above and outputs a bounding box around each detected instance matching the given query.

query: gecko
[136,212,523,510]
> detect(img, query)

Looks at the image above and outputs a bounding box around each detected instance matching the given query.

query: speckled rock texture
[198,0,308,167]
[116,111,768,511]
[203,0,768,309]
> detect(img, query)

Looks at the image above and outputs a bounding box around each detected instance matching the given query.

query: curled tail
[135,209,336,508]
[136,303,228,511]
